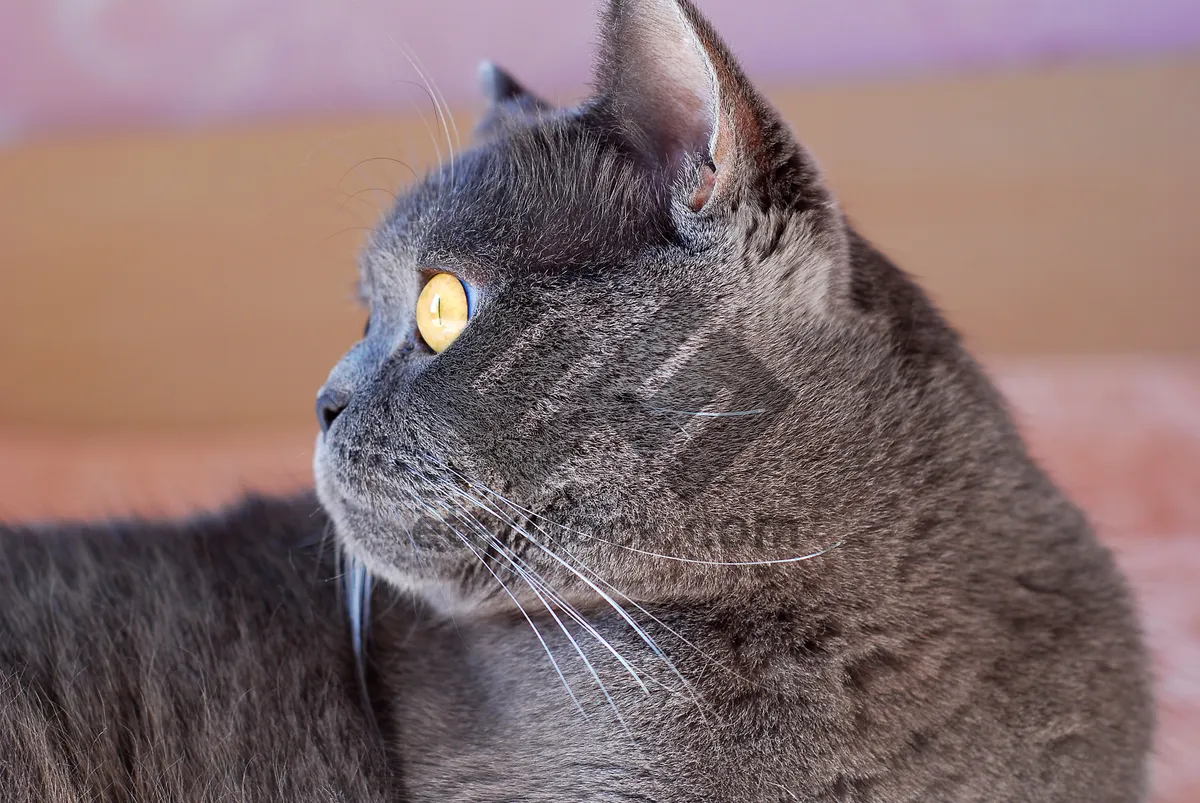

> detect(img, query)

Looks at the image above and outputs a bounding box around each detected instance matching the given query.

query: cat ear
[595,0,803,210]
[475,61,552,138]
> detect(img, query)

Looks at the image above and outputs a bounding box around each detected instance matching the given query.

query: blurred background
[0,1,1197,798]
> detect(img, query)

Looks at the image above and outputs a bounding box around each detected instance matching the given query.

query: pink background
[2,0,1200,144]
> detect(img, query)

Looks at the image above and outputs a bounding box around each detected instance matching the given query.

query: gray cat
[0,1,1154,801]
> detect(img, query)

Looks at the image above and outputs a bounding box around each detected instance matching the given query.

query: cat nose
[316,388,352,434]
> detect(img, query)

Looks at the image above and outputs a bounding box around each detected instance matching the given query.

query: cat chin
[314,436,412,522]
[317,496,480,615]
[314,438,483,613]
[353,549,475,616]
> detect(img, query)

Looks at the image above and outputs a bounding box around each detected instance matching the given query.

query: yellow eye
[416,272,470,353]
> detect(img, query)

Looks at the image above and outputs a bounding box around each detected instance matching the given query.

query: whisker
[336,186,400,215]
[414,500,587,716]
[435,470,750,693]
[432,477,684,701]
[312,518,337,583]
[406,460,732,715]
[321,225,376,245]
[444,465,843,567]
[341,550,385,746]
[345,553,373,678]
[447,485,752,764]
[396,498,436,576]
[399,42,462,163]
[441,509,640,744]
[420,494,638,730]
[512,511,752,689]
[387,74,443,170]
[388,37,457,186]
[578,540,843,568]
[443,492,717,759]
[336,156,418,190]
[447,503,648,693]
[648,406,766,417]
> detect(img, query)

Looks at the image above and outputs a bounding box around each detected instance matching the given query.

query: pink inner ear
[689,162,717,212]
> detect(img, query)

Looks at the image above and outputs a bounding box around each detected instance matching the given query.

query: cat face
[313,0,937,609]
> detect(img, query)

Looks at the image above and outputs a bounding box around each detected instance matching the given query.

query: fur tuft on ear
[596,0,719,170]
[478,61,541,107]
[594,0,815,212]
[475,61,552,138]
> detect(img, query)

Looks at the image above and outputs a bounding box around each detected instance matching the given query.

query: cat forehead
[375,115,674,280]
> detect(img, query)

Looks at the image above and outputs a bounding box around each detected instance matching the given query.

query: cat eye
[416,272,471,353]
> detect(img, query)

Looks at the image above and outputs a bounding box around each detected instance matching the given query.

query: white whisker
[437,505,640,744]
[341,549,385,745]
[649,406,766,417]
[444,465,843,567]
[388,36,458,186]
[392,77,442,170]
[447,503,648,693]
[413,500,587,716]
[514,513,750,689]
[419,492,642,740]
[432,474,690,704]
[439,465,758,705]
[345,553,373,668]
[400,40,462,163]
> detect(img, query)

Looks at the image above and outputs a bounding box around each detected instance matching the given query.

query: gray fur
[2,1,1153,801]
[0,497,394,801]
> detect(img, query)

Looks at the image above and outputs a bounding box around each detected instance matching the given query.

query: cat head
[314,0,970,610]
